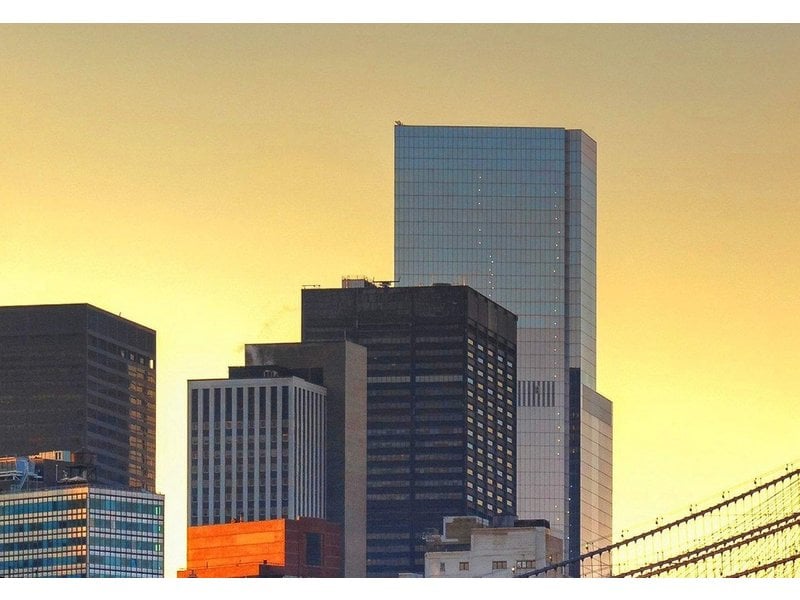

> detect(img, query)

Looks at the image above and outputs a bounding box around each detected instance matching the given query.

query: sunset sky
[2,23,799,576]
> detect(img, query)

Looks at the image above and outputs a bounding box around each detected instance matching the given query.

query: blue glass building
[394,125,612,568]
[0,484,164,577]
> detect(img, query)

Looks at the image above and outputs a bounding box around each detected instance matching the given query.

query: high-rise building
[302,280,517,577]
[0,483,164,577]
[243,341,367,577]
[394,125,612,567]
[0,304,157,491]
[188,369,327,526]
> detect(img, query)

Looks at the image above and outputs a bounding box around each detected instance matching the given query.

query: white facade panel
[188,376,326,525]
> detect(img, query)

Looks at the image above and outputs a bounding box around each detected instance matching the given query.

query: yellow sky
[2,24,799,576]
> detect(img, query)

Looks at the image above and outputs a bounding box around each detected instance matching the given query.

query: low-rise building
[424,516,562,578]
[177,517,342,578]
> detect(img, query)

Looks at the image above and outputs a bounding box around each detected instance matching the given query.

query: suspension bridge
[519,461,800,578]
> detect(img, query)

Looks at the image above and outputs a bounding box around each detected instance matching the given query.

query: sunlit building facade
[0,304,157,491]
[177,517,342,578]
[302,281,517,577]
[394,125,612,568]
[0,484,164,577]
[188,370,326,526]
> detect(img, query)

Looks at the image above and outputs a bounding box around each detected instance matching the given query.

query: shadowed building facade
[242,341,367,578]
[0,304,157,492]
[394,125,612,568]
[301,281,516,577]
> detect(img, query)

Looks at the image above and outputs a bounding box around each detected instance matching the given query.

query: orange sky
[1,24,799,576]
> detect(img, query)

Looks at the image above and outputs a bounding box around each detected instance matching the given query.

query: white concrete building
[424,516,562,578]
[188,369,326,525]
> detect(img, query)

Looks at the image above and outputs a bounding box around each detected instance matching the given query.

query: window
[516,560,536,570]
[439,562,446,573]
[459,561,469,571]
[305,532,322,566]
[492,560,507,570]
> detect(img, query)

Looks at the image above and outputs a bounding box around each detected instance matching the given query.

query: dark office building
[243,341,367,578]
[0,304,156,492]
[302,281,517,577]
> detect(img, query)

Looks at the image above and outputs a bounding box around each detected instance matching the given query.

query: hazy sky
[2,24,799,576]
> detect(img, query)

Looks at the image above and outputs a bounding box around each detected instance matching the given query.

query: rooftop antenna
[374,279,399,288]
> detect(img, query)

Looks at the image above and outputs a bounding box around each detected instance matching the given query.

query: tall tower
[302,281,517,577]
[188,369,327,525]
[0,303,157,492]
[243,341,367,578]
[394,125,612,567]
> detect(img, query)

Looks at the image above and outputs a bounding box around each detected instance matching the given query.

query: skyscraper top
[0,302,157,491]
[394,122,595,140]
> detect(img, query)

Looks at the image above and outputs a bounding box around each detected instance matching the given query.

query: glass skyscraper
[394,125,612,567]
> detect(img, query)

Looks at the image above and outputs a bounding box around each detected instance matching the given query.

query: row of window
[396,139,569,154]
[396,168,567,185]
[397,183,568,198]
[444,559,537,573]
[1,497,85,515]
[0,519,86,535]
[86,536,162,553]
[0,536,86,553]
[0,553,86,573]
[90,554,162,571]
[465,492,512,513]
[88,332,154,368]
[89,497,162,516]
[89,518,163,534]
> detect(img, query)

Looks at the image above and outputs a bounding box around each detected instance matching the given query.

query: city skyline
[2,24,799,577]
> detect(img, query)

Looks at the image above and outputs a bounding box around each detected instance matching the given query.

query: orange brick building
[177,518,342,578]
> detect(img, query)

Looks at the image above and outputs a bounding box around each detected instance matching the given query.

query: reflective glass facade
[579,386,613,559]
[0,304,157,491]
[394,125,612,564]
[0,485,164,577]
[301,283,517,577]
